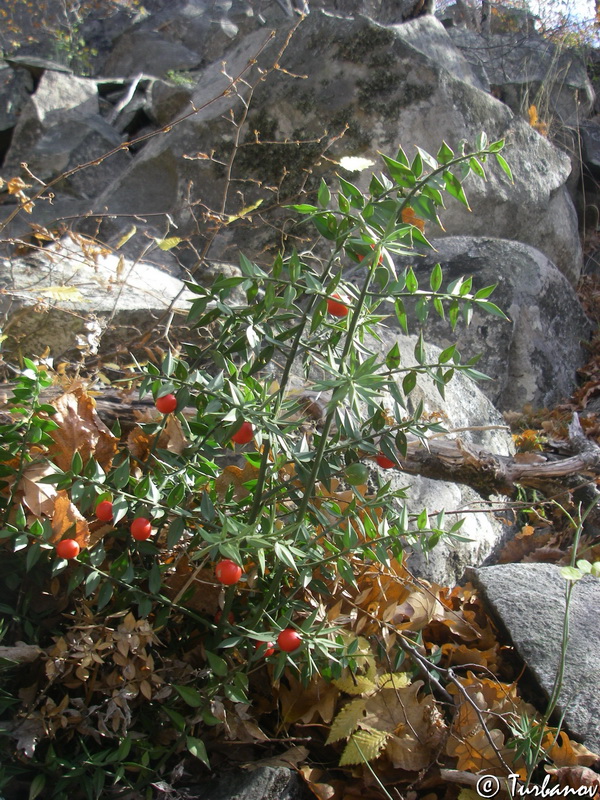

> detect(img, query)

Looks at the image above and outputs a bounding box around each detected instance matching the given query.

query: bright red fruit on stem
[277,628,302,652]
[155,393,177,414]
[326,294,349,318]
[375,453,396,469]
[215,559,243,585]
[130,517,153,541]
[95,500,113,522]
[357,244,383,265]
[255,641,276,657]
[56,539,80,559]
[231,421,253,445]
[215,610,235,625]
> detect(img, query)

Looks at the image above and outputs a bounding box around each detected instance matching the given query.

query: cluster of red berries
[213,560,302,654]
[154,394,254,446]
[96,501,153,540]
[55,503,154,560]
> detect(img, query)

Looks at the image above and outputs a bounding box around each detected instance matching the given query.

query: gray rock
[580,119,600,173]
[2,70,98,178]
[183,766,312,800]
[448,29,595,126]
[34,115,130,196]
[0,234,198,360]
[298,332,515,586]
[0,63,33,132]
[402,478,513,586]
[467,563,600,754]
[375,335,514,585]
[89,12,582,281]
[100,30,201,78]
[393,237,591,411]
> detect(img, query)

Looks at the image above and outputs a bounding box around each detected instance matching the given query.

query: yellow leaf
[333,674,377,696]
[528,104,539,126]
[377,672,411,690]
[7,176,30,194]
[326,698,367,744]
[155,236,182,251]
[226,199,264,224]
[339,728,389,766]
[115,225,137,249]
[37,286,84,302]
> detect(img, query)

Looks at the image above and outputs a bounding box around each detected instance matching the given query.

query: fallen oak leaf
[545,765,600,794]
[48,387,118,471]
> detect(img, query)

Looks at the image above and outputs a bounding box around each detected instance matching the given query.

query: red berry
[215,610,235,625]
[95,500,113,522]
[215,559,243,585]
[56,539,80,560]
[255,640,275,657]
[155,393,177,414]
[130,517,152,541]
[231,421,253,445]
[326,294,349,318]
[277,628,302,652]
[357,245,383,265]
[375,453,396,469]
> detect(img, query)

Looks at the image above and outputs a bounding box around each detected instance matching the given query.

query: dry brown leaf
[0,643,43,663]
[19,462,59,517]
[395,588,444,631]
[401,206,426,232]
[215,466,247,499]
[248,745,309,770]
[162,416,188,454]
[449,724,512,775]
[546,765,600,794]
[545,731,600,767]
[279,674,340,725]
[48,388,118,471]
[441,643,499,672]
[50,491,90,546]
[360,680,440,771]
[298,766,339,800]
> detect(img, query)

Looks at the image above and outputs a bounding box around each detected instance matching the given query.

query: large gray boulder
[0,62,33,132]
[101,31,201,79]
[2,71,99,180]
[448,29,595,127]
[88,12,582,282]
[301,332,515,586]
[467,563,600,754]
[393,237,591,411]
[374,334,514,586]
[0,234,197,360]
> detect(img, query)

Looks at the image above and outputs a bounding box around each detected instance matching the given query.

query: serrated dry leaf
[340,728,389,766]
[362,681,436,771]
[449,724,510,774]
[327,698,367,744]
[333,674,377,696]
[37,286,84,302]
[48,388,118,471]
